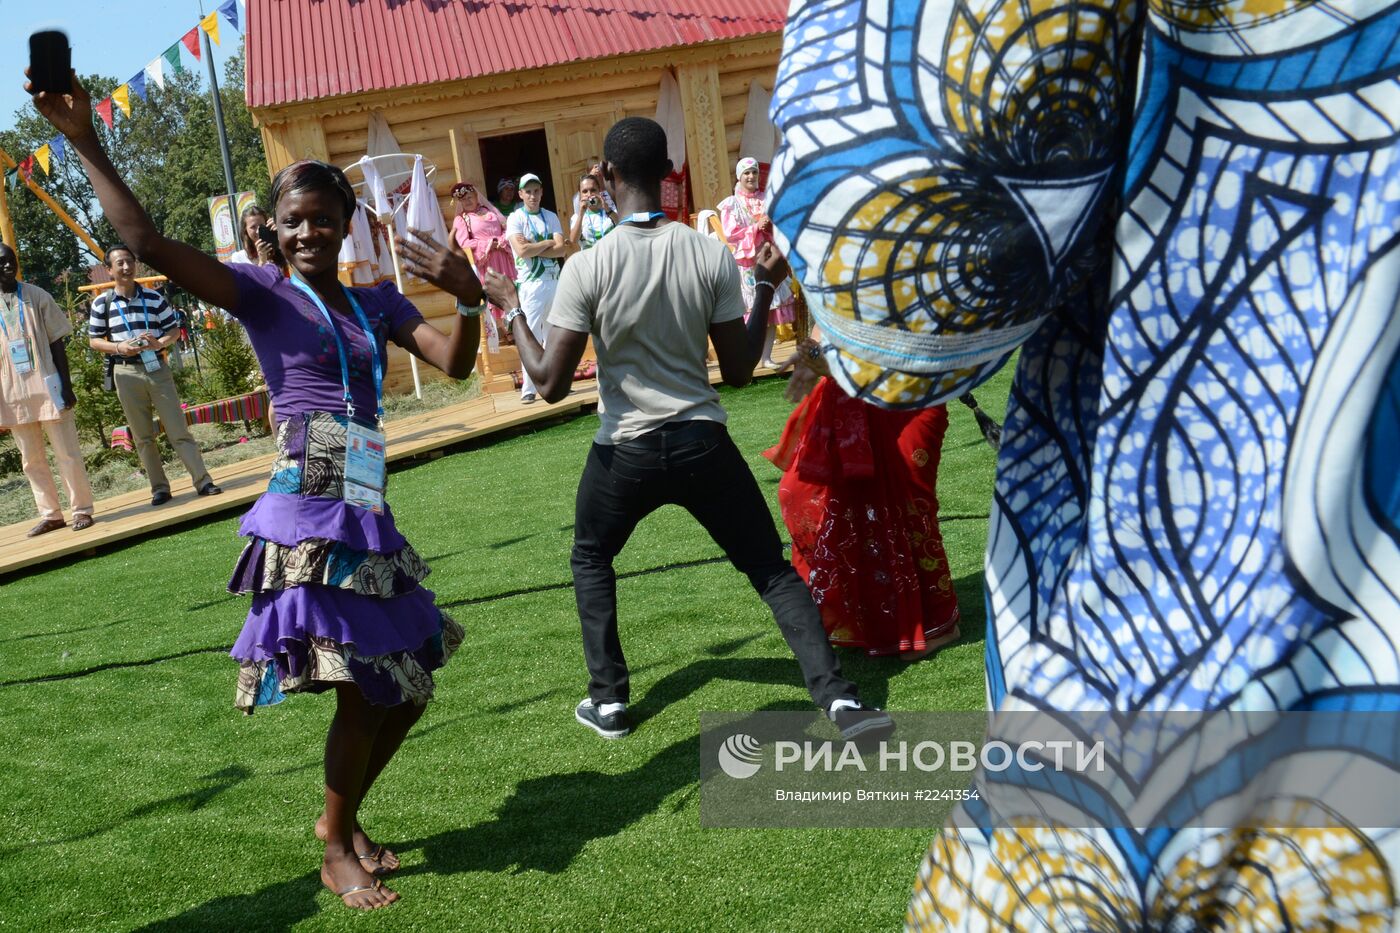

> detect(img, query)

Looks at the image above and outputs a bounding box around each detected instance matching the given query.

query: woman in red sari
[766,336,961,659]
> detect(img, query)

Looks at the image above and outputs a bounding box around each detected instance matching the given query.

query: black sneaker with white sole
[829,702,896,747]
[575,698,631,739]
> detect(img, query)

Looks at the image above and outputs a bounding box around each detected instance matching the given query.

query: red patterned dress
[765,378,960,656]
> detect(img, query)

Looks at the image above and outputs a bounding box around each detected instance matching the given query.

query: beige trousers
[9,409,95,520]
[113,361,212,494]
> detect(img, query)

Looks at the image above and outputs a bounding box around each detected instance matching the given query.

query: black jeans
[571,419,857,710]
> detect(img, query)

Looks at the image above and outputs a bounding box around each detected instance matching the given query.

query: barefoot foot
[321,850,398,911]
[315,815,401,875]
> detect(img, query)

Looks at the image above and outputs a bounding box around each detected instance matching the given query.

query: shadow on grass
[407,701,806,878]
[186,593,241,612]
[0,765,253,858]
[134,697,810,926]
[0,644,230,688]
[949,570,986,646]
[135,873,326,932]
[0,614,135,644]
[438,554,728,609]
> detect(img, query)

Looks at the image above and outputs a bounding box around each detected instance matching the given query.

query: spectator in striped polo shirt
[89,245,221,506]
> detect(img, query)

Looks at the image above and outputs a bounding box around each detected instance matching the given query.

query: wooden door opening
[479,129,555,214]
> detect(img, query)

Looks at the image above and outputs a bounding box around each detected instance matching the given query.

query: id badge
[344,421,386,514]
[140,349,162,372]
[8,338,32,374]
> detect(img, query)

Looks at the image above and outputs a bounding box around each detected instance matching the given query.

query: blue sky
[1,0,242,128]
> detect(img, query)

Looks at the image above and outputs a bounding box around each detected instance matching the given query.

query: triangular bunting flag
[128,71,147,102]
[163,44,185,75]
[200,11,221,46]
[4,168,17,192]
[111,84,131,117]
[18,156,34,181]
[50,136,65,167]
[218,0,239,32]
[145,58,165,91]
[95,97,114,128]
[182,27,201,60]
[34,144,50,176]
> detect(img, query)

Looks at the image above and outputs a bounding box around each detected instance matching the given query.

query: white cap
[519,173,543,188]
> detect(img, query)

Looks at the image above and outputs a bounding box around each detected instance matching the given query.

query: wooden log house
[245,0,785,394]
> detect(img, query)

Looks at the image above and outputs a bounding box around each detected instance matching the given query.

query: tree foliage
[0,47,270,293]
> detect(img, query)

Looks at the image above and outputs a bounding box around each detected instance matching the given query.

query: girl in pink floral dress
[718,157,795,368]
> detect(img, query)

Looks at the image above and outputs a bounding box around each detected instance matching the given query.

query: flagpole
[199,1,238,204]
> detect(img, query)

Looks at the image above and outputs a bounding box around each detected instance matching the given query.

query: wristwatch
[456,300,485,318]
[503,307,525,329]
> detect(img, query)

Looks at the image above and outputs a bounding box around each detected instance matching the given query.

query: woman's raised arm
[31,71,240,311]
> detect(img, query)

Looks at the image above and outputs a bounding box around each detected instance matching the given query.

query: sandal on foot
[357,844,397,877]
[324,878,392,910]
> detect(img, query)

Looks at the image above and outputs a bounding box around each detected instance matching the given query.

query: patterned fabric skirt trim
[827,608,961,657]
[228,535,431,598]
[234,611,464,713]
[740,263,797,326]
[229,410,460,714]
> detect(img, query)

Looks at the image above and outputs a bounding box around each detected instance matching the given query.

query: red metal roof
[246,0,787,109]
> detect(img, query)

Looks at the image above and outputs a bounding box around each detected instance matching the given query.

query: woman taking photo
[228,203,279,266]
[34,71,485,913]
[567,172,617,251]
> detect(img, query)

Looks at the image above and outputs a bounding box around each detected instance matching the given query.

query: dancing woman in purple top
[35,72,486,912]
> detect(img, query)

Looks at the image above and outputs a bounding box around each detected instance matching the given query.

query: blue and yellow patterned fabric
[768,0,1400,928]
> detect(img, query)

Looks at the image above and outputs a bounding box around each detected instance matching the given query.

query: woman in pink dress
[450,181,515,342]
[718,157,796,369]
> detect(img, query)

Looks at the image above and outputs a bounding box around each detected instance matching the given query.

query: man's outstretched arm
[485,270,588,404]
[711,242,790,387]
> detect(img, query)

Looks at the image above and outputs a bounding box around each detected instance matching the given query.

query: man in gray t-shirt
[475,118,891,744]
[549,212,742,444]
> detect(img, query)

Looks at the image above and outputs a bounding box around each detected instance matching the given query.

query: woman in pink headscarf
[450,181,516,342]
[718,156,796,369]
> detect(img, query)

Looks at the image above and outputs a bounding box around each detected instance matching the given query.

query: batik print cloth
[768,0,1400,928]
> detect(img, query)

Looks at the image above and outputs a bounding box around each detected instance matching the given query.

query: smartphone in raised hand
[28,31,71,95]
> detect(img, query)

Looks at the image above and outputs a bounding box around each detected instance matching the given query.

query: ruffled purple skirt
[228,412,462,713]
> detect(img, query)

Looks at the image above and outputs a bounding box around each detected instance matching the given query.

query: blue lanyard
[109,290,152,334]
[288,275,383,423]
[583,211,613,244]
[0,284,25,340]
[522,209,548,240]
[618,211,666,226]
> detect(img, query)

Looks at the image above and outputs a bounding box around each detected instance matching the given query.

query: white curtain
[655,70,687,170]
[738,81,780,165]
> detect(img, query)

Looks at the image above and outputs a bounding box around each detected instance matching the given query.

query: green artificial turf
[0,371,1010,932]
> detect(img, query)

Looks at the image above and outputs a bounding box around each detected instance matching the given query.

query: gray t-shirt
[549,221,745,445]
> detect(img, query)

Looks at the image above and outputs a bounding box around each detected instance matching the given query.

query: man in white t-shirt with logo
[468,118,893,745]
[503,173,566,403]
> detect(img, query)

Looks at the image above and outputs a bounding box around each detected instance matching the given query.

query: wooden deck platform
[0,353,792,577]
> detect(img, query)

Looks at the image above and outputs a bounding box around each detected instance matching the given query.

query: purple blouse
[227,263,423,421]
